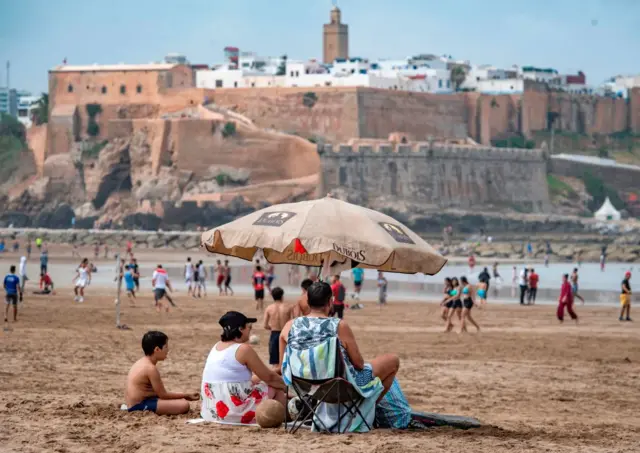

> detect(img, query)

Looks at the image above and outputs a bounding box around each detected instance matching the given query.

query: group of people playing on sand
[125,279,402,431]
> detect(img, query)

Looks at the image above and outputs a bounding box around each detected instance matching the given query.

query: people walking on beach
[196,260,207,298]
[527,268,539,305]
[18,256,28,296]
[351,267,364,301]
[601,246,608,272]
[511,265,517,297]
[518,267,528,305]
[73,258,91,303]
[557,274,578,324]
[184,257,195,297]
[377,271,388,306]
[570,268,585,304]
[35,237,42,251]
[460,276,480,333]
[444,277,462,332]
[4,265,22,327]
[26,241,32,259]
[440,277,453,321]
[152,265,176,312]
[620,271,632,322]
[215,260,225,295]
[253,265,267,312]
[224,260,234,296]
[526,242,533,258]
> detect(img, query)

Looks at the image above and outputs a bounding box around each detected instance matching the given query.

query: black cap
[219,311,257,330]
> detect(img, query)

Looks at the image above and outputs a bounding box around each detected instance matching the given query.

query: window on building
[476,77,480,81]
[438,80,443,88]
[325,81,332,86]
[136,84,142,94]
[296,71,300,77]
[120,85,126,94]
[18,109,28,117]
[234,81,238,88]
[101,86,107,94]
[215,80,223,88]
[251,82,255,87]
[447,80,451,88]
[68,84,73,93]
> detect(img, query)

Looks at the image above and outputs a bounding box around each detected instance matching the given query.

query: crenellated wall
[320,143,551,212]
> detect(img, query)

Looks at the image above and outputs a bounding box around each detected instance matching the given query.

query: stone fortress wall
[320,142,551,212]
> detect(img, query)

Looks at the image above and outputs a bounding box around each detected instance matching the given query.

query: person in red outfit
[557,273,578,324]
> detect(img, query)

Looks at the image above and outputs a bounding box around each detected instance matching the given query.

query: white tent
[594,197,621,221]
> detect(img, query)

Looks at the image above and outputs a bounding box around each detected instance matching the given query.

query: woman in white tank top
[73,259,92,303]
[201,311,286,425]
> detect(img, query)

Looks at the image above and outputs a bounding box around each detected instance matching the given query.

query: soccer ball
[287,397,302,420]
[256,400,285,428]
[249,335,259,345]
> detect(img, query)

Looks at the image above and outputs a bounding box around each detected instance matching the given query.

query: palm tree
[33,93,49,125]
[276,55,288,76]
[450,66,466,91]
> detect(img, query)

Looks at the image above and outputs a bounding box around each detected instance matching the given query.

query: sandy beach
[1,286,639,453]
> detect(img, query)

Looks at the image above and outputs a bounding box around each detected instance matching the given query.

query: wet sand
[1,289,639,453]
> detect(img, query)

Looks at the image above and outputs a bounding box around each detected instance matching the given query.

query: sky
[1,0,639,94]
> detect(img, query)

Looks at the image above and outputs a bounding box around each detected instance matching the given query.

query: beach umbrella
[200,196,446,275]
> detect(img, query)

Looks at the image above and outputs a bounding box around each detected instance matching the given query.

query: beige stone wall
[357,89,469,140]
[26,124,48,177]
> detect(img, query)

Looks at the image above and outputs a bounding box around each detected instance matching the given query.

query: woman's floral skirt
[201,380,270,425]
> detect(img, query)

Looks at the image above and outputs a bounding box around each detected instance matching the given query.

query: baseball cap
[219,311,257,330]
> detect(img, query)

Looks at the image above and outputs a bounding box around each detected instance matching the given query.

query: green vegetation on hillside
[582,171,625,212]
[492,136,536,149]
[83,140,108,159]
[547,175,579,201]
[0,113,28,182]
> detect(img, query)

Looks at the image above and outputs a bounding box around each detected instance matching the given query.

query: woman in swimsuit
[443,277,462,332]
[477,280,488,306]
[460,276,481,333]
[440,278,453,321]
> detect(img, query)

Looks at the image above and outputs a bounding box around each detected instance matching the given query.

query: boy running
[4,265,22,326]
[152,265,176,312]
[125,331,198,414]
[620,271,632,322]
[263,287,292,370]
[124,264,137,305]
[253,265,267,311]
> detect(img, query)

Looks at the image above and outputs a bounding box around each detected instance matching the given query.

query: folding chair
[286,344,372,434]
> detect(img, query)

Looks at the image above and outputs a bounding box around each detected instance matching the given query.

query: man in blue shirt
[351,267,364,301]
[4,265,22,325]
[40,249,49,274]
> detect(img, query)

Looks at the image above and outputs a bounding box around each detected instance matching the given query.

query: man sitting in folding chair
[279,281,400,433]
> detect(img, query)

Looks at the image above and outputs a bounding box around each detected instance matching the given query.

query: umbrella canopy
[201,196,447,275]
[594,197,621,221]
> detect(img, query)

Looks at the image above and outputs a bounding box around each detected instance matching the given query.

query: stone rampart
[320,143,550,212]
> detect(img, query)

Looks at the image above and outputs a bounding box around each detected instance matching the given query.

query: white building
[476,78,524,94]
[600,74,640,98]
[461,64,519,90]
[16,93,40,128]
[521,66,561,84]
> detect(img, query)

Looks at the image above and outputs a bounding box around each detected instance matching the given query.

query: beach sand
[1,290,639,453]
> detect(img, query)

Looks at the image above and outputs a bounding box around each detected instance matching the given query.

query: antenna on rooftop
[6,61,9,90]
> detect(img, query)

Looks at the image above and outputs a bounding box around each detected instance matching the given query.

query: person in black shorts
[443,277,462,332]
[4,265,23,326]
[440,277,453,321]
[130,258,140,291]
[460,276,480,333]
[262,287,289,370]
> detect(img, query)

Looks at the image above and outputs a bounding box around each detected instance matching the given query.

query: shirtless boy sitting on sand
[125,331,199,415]
[263,287,292,371]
